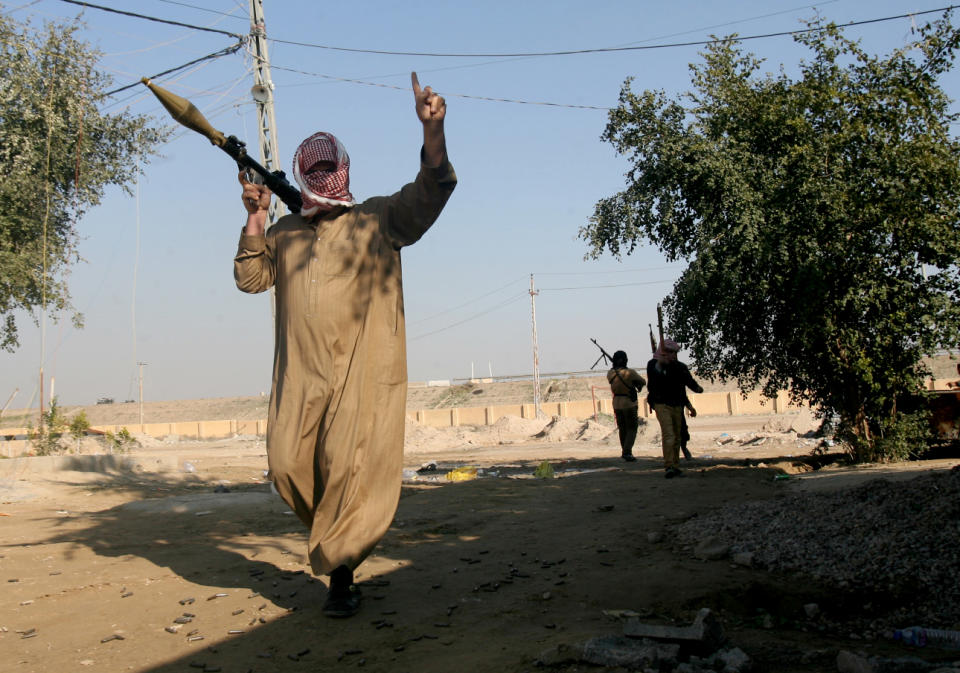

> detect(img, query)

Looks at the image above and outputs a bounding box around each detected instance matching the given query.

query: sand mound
[534,416,587,442]
[576,419,614,442]
[491,415,547,438]
[760,407,819,435]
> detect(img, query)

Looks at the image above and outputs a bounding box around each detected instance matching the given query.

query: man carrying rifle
[607,350,646,462]
[647,339,703,478]
[234,73,457,618]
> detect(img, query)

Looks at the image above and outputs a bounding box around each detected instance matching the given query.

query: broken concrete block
[624,607,725,653]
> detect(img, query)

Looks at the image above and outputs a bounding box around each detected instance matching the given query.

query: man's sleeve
[234,230,276,294]
[684,366,704,394]
[381,153,457,248]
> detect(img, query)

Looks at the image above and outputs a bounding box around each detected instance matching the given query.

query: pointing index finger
[411,71,422,96]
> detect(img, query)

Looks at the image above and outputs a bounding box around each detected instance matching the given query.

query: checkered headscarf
[292,131,355,216]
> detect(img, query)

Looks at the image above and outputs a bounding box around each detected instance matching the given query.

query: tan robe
[234,157,457,575]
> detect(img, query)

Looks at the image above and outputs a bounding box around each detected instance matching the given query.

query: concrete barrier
[0,453,179,477]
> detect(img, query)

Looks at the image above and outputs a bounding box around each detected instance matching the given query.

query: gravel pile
[676,466,960,629]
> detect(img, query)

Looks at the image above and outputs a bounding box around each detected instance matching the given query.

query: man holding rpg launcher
[234,73,457,618]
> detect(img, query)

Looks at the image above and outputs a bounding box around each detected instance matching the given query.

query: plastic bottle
[893,627,960,649]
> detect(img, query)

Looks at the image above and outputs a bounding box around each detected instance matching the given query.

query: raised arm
[411,72,446,168]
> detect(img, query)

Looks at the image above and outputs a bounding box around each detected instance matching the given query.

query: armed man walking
[234,72,457,618]
[607,350,646,462]
[647,339,703,478]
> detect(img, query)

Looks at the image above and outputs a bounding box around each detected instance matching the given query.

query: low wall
[5,378,956,457]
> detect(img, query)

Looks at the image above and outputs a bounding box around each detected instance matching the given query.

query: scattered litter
[445,466,478,482]
[100,634,125,643]
[194,511,214,517]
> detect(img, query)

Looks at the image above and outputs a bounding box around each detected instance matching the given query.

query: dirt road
[2,412,958,673]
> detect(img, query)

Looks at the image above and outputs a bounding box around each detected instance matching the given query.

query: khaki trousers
[654,403,684,469]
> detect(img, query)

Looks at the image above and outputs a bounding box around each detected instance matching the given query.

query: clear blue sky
[2,0,957,407]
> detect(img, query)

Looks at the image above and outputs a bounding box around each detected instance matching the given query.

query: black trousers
[614,406,639,456]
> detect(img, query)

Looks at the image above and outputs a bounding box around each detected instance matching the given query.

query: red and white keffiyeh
[292,131,355,216]
[654,338,680,364]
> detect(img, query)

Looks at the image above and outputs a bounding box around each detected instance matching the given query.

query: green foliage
[30,396,68,456]
[68,410,90,452]
[101,427,138,454]
[583,14,960,462]
[0,15,167,351]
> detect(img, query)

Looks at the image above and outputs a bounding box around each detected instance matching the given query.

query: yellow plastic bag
[446,466,478,482]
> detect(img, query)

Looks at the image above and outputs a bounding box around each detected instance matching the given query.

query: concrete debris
[693,536,730,561]
[537,636,679,669]
[624,608,726,653]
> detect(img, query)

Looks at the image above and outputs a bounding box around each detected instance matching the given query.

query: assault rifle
[141,78,303,213]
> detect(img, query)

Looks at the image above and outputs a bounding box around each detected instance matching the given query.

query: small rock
[803,603,820,619]
[694,536,730,561]
[647,532,663,543]
[731,552,754,567]
[836,650,876,673]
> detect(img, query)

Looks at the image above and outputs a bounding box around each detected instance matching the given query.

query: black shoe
[322,586,362,618]
[622,454,637,462]
[665,467,684,479]
[323,565,361,618]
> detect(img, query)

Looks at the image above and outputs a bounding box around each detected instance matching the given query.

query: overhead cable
[540,279,675,291]
[57,0,243,38]
[153,0,248,21]
[267,6,956,58]
[104,41,244,96]
[269,64,611,110]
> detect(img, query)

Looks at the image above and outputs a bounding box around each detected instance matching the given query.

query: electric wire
[408,276,528,326]
[409,292,528,341]
[57,0,243,38]
[266,6,957,57]
[152,0,248,21]
[103,40,244,96]
[267,64,612,110]
[539,279,676,291]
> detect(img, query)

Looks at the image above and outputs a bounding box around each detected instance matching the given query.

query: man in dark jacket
[647,339,703,478]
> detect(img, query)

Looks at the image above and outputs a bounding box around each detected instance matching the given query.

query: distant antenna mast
[248,0,285,225]
[529,274,544,418]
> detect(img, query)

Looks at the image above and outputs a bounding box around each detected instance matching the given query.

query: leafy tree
[30,396,67,455]
[69,409,90,453]
[581,14,960,461]
[0,15,167,351]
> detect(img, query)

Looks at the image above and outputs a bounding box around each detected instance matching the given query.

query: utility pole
[529,274,544,418]
[247,0,286,226]
[138,362,147,426]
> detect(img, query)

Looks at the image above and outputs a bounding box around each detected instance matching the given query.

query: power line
[268,63,612,111]
[57,0,243,38]
[151,0,247,21]
[540,279,676,291]
[266,6,957,58]
[409,293,528,341]
[409,276,527,326]
[104,41,244,96]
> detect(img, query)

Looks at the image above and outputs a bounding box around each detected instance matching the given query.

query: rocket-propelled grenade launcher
[141,77,303,213]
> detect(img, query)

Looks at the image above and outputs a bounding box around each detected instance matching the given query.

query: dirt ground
[3,406,959,673]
